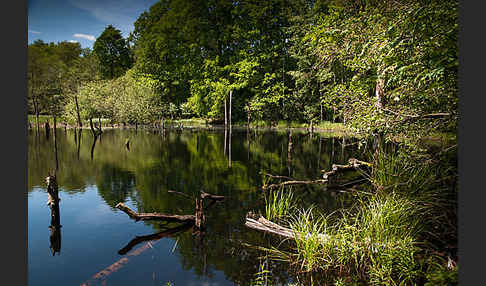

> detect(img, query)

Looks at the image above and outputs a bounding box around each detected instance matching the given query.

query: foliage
[93,25,133,79]
[262,146,457,285]
[64,69,162,124]
[304,0,458,136]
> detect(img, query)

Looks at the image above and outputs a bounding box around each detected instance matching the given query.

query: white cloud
[73,33,96,41]
[29,30,41,34]
[68,40,78,43]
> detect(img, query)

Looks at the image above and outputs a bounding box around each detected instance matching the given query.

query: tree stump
[46,174,61,255]
[194,198,205,230]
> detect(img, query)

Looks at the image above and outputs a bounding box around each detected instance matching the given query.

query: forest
[28,0,458,285]
[28,0,457,136]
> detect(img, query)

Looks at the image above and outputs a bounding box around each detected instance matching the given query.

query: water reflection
[48,204,61,256]
[29,128,366,285]
[46,174,61,256]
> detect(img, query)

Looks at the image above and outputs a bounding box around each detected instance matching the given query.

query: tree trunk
[224,98,227,128]
[229,89,232,128]
[224,126,227,156]
[74,94,82,128]
[89,118,96,137]
[77,129,82,160]
[53,115,58,171]
[195,198,205,230]
[228,126,232,168]
[46,174,61,256]
[45,121,50,140]
[247,103,251,130]
[320,102,323,123]
[33,97,40,131]
[375,77,385,108]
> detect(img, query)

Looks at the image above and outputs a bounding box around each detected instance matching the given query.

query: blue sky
[28,0,159,48]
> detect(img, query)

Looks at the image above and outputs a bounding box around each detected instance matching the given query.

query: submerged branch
[115,202,195,223]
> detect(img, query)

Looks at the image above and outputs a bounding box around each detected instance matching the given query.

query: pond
[28,127,365,286]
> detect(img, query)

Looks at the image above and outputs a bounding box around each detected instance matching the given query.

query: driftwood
[115,202,195,223]
[322,158,371,180]
[245,215,328,242]
[263,158,371,190]
[200,191,225,201]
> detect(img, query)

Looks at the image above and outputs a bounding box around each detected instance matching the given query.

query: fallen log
[200,191,225,201]
[263,179,328,191]
[115,203,195,223]
[263,158,371,190]
[245,215,328,242]
[322,158,371,180]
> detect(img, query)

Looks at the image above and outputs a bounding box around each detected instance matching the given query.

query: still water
[28,128,363,285]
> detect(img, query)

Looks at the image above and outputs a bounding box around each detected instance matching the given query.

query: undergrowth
[259,145,457,285]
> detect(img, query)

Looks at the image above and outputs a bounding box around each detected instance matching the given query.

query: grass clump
[265,187,295,222]
[288,207,328,273]
[261,146,457,285]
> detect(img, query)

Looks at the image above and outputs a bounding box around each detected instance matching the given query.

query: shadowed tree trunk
[46,174,61,256]
[224,98,227,129]
[89,118,96,137]
[195,198,205,230]
[224,126,227,156]
[74,94,82,128]
[53,116,58,170]
[247,103,251,130]
[77,129,82,160]
[229,89,232,128]
[228,126,232,168]
[45,121,50,139]
[287,131,293,176]
[90,135,98,160]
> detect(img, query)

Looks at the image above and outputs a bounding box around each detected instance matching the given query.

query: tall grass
[262,147,457,285]
[265,187,295,222]
[287,207,327,273]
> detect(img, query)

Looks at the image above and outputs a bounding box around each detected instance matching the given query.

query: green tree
[93,25,133,79]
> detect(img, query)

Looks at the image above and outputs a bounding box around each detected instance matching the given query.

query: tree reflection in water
[29,128,363,284]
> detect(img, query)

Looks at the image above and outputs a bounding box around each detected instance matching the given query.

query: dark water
[28,128,365,286]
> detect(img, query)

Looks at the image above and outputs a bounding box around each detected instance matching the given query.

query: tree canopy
[94,25,133,79]
[28,0,458,138]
